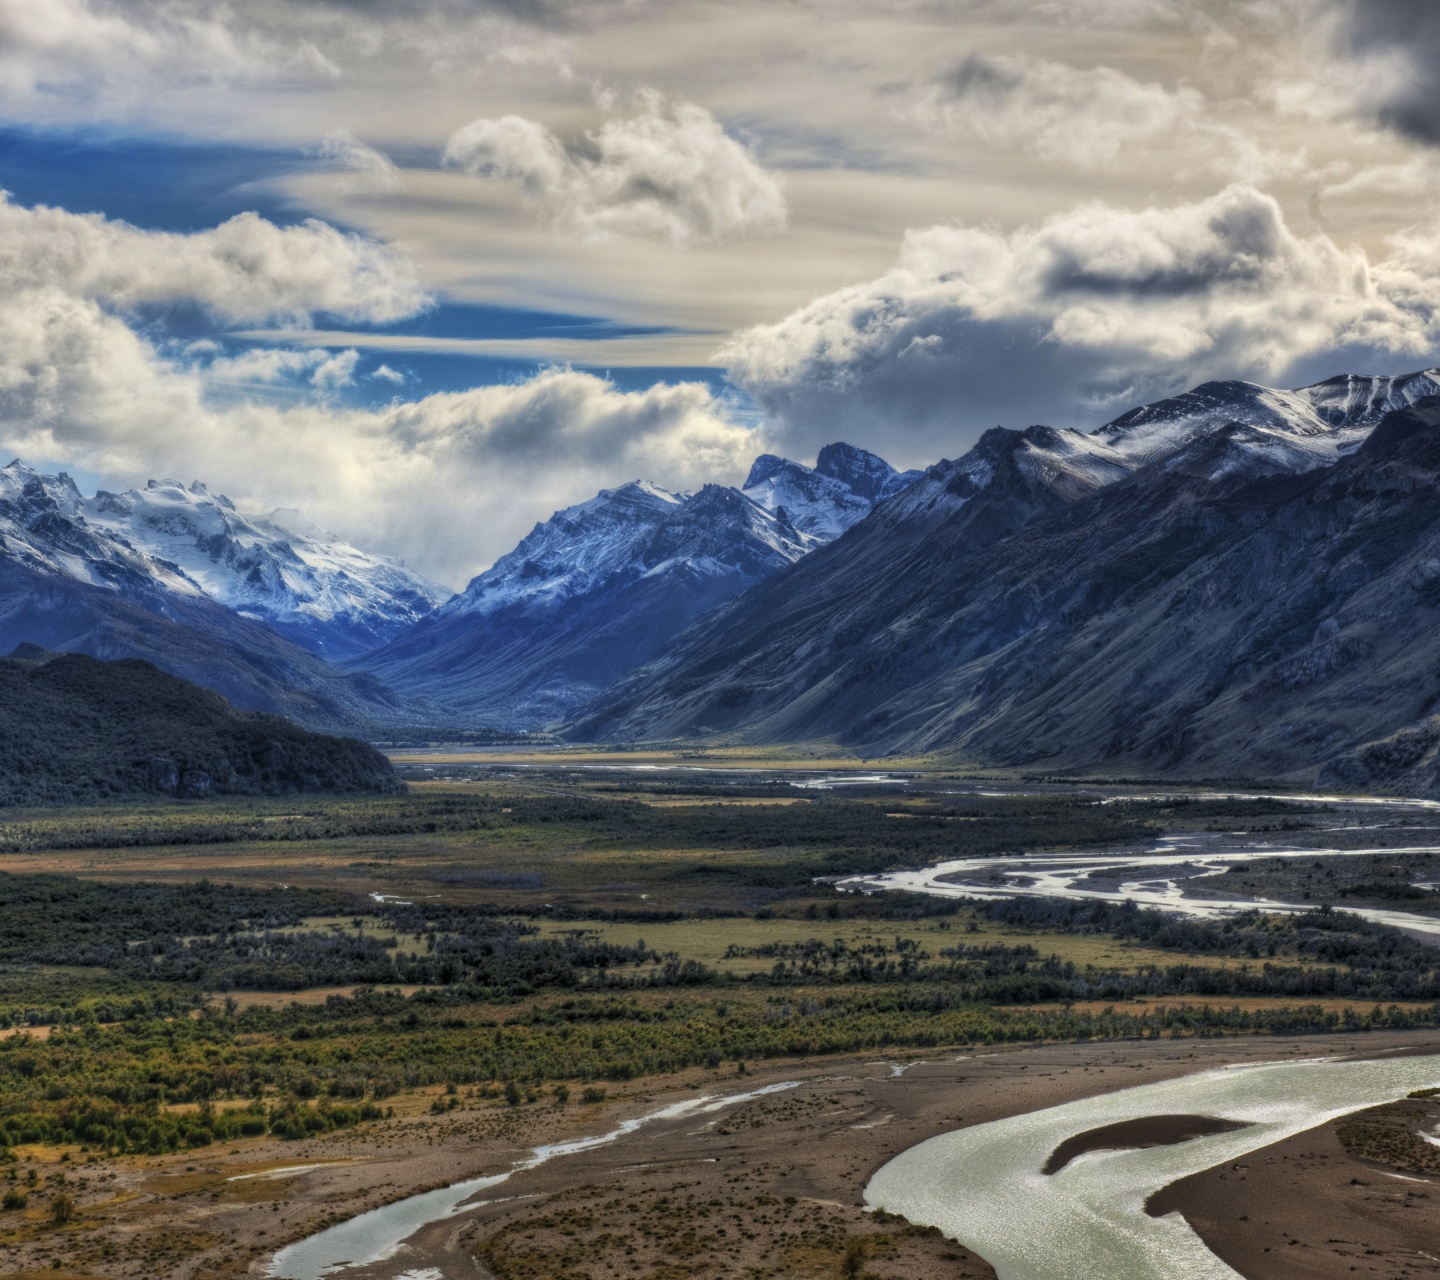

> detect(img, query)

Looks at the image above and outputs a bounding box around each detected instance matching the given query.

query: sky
[1,0,1439,588]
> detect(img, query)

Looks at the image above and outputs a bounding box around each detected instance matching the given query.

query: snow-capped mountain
[354,443,915,726]
[575,368,1440,794]
[1304,369,1440,427]
[82,479,450,658]
[740,442,922,540]
[0,465,202,599]
[441,480,691,620]
[0,461,414,729]
[1092,370,1440,479]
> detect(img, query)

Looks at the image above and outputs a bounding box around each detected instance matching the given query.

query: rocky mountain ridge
[2,465,450,659]
[0,463,416,731]
[353,443,916,726]
[575,371,1440,794]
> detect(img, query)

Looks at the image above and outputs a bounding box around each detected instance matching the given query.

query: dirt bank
[1150,1086,1440,1278]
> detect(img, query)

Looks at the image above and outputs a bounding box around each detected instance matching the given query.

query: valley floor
[1,771,1440,1277]
[7,1033,1440,1280]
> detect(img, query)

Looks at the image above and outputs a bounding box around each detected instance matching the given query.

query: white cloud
[0,195,428,325]
[203,347,360,389]
[722,184,1440,454]
[0,186,760,587]
[443,92,787,245]
[317,129,399,188]
[2,337,755,587]
[903,52,1205,168]
[0,195,753,584]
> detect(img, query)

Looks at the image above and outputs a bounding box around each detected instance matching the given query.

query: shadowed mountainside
[0,650,403,806]
[577,400,1440,794]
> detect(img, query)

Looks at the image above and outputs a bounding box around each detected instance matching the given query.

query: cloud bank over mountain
[0,194,753,587]
[724,184,1440,453]
[0,0,1438,579]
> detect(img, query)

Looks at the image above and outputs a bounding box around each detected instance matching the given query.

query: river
[867,1052,1440,1280]
[837,832,1440,936]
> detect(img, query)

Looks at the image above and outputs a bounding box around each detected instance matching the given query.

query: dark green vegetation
[0,776,1438,1159]
[3,984,1434,1158]
[12,867,1440,1003]
[0,651,400,805]
[0,780,1148,864]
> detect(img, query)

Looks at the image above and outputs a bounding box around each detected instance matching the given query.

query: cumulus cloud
[3,336,754,585]
[0,195,428,325]
[902,52,1205,167]
[0,160,767,587]
[202,347,360,389]
[722,184,1440,454]
[0,195,754,584]
[443,92,786,244]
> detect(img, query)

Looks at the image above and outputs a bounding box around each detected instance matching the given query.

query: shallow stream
[266,1081,799,1279]
[839,834,1440,936]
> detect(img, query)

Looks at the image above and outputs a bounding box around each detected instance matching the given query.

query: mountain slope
[0,467,414,731]
[740,443,922,540]
[575,377,1440,792]
[75,474,447,659]
[0,650,401,806]
[355,443,919,727]
[354,481,816,726]
[571,422,1132,744]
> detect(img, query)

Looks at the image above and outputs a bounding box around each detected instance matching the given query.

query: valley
[2,766,1440,1276]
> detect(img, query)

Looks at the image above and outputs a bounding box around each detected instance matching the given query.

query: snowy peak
[640,483,813,575]
[448,475,819,622]
[1301,369,1440,428]
[880,423,1131,533]
[741,458,869,541]
[446,481,689,618]
[1094,380,1335,466]
[1089,371,1440,483]
[1007,425,1133,497]
[741,441,920,541]
[0,461,449,659]
[814,442,921,503]
[0,460,83,514]
[743,454,790,490]
[81,480,450,658]
[0,459,202,599]
[451,442,921,623]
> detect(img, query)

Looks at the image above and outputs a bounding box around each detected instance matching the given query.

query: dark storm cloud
[1333,0,1440,144]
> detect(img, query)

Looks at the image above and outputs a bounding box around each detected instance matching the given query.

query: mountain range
[0,441,916,732]
[350,443,920,725]
[577,369,1440,792]
[6,366,1440,793]
[0,463,426,731]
